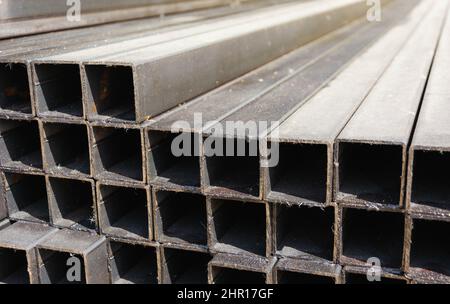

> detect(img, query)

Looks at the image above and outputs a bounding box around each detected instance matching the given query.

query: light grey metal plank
[335,0,448,207]
[265,0,430,206]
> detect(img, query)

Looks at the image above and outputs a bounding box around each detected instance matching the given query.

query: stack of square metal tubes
[0,0,449,284]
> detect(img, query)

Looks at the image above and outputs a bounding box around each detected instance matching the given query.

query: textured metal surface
[264,0,429,207]
[335,0,447,208]
[208,253,276,284]
[273,258,340,284]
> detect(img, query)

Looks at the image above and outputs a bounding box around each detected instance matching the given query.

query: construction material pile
[0,0,449,284]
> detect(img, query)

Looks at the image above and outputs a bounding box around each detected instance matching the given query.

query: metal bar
[46,175,97,232]
[404,216,450,283]
[406,3,450,219]
[39,121,91,179]
[36,228,109,284]
[153,188,207,250]
[160,245,211,284]
[1,171,49,224]
[144,6,372,193]
[0,0,287,119]
[0,0,242,39]
[264,0,430,207]
[202,0,403,201]
[107,239,159,284]
[207,197,271,258]
[273,258,339,284]
[337,206,405,271]
[96,182,152,242]
[272,204,335,262]
[0,118,43,172]
[208,253,276,284]
[335,0,448,208]
[89,123,146,185]
[75,0,375,124]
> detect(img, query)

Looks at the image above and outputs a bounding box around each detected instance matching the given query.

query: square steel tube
[79,0,376,123]
[146,129,201,193]
[273,258,339,284]
[336,207,405,270]
[97,182,152,242]
[46,176,97,232]
[153,188,207,250]
[0,118,43,172]
[202,136,260,200]
[36,229,109,284]
[107,239,159,284]
[90,123,146,186]
[0,221,57,284]
[40,121,90,178]
[406,148,450,218]
[404,216,450,283]
[208,253,276,284]
[272,204,335,262]
[0,62,32,119]
[1,171,49,223]
[160,245,211,284]
[263,141,330,206]
[207,197,271,258]
[335,141,405,208]
[33,63,84,122]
